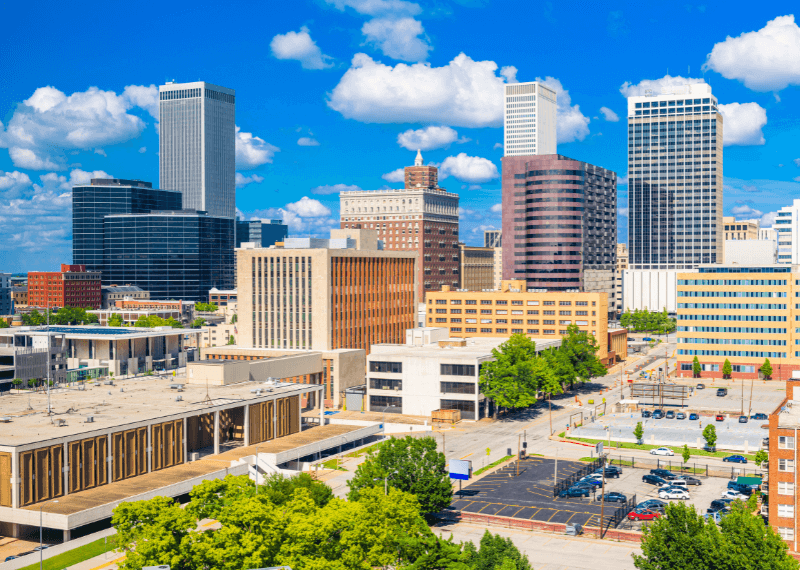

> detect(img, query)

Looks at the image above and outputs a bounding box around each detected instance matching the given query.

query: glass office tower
[103,211,234,301]
[627,83,723,269]
[72,179,182,273]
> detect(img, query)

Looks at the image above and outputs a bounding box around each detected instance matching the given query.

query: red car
[628,508,661,521]
[715,414,724,422]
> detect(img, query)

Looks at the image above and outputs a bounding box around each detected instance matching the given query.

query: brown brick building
[768,377,800,550]
[28,264,101,310]
[340,150,459,301]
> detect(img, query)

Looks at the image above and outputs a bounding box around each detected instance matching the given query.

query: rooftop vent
[176,395,183,402]
[54,419,66,427]
[0,417,11,423]
[85,416,94,423]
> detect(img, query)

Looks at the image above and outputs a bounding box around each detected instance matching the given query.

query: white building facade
[622,269,678,314]
[774,200,800,264]
[504,81,557,156]
[159,81,236,218]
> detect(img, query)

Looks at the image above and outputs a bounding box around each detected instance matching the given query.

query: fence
[604,454,766,480]
[553,457,602,497]
[606,494,637,531]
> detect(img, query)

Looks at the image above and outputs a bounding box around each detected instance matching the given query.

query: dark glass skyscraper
[72,179,182,273]
[236,218,288,248]
[104,211,234,301]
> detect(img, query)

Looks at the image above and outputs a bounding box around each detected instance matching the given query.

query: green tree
[722,359,733,379]
[230,313,237,324]
[692,356,702,378]
[462,530,532,570]
[761,358,773,380]
[108,313,124,327]
[348,436,452,517]
[0,319,9,328]
[21,309,47,326]
[11,378,22,392]
[559,324,607,385]
[227,335,235,345]
[702,424,717,451]
[195,302,218,312]
[633,421,644,444]
[542,346,576,391]
[754,450,768,468]
[682,444,691,465]
[27,379,36,390]
[479,334,546,414]
[191,317,207,328]
[134,315,183,329]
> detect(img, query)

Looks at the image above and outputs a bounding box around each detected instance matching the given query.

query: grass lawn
[564,436,756,461]
[345,442,383,458]
[17,536,119,570]
[474,455,514,476]
[322,459,347,471]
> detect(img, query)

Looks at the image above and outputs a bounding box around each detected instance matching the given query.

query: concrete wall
[622,269,678,314]
[328,349,365,407]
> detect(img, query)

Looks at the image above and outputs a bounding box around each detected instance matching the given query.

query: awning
[737,476,762,487]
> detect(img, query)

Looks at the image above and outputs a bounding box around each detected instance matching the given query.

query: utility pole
[749,377,755,417]
[46,300,51,415]
[741,375,744,417]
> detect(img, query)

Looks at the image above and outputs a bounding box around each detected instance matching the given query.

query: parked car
[659,488,690,500]
[597,492,627,503]
[666,410,676,419]
[676,412,686,420]
[689,413,700,420]
[4,557,18,562]
[721,489,748,500]
[33,546,49,552]
[716,388,728,397]
[738,416,748,424]
[723,455,748,464]
[593,466,622,478]
[696,383,705,389]
[560,487,590,498]
[682,476,702,486]
[708,499,733,513]
[704,511,727,523]
[638,498,668,510]
[653,410,664,419]
[570,481,596,490]
[650,447,675,456]
[641,410,652,418]
[628,508,661,521]
[643,474,669,486]
[650,468,679,480]
[751,413,768,420]
[661,479,688,490]
[727,481,755,494]
[715,414,725,422]
[578,475,604,487]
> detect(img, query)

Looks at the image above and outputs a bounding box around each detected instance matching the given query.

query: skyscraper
[504,81,557,157]
[627,82,723,269]
[159,81,236,218]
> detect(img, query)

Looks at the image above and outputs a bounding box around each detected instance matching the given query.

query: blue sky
[2,0,800,273]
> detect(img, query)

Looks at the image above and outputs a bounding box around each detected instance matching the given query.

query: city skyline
[2,2,800,272]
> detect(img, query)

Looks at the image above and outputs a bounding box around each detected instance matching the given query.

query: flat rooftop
[0,325,190,340]
[369,337,561,359]
[777,400,800,428]
[0,376,321,448]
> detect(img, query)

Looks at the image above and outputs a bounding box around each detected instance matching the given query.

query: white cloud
[617,175,629,186]
[34,169,111,193]
[619,75,706,97]
[270,26,334,70]
[311,183,362,195]
[94,148,107,157]
[328,52,516,128]
[397,125,466,150]
[704,15,800,92]
[0,84,157,170]
[493,142,503,150]
[718,102,767,146]
[235,126,280,168]
[600,106,619,122]
[618,207,629,217]
[286,196,332,218]
[731,204,763,218]
[439,153,498,184]
[362,17,431,62]
[0,170,32,199]
[760,211,778,227]
[490,203,502,214]
[297,137,320,146]
[250,197,337,235]
[382,168,405,183]
[235,173,265,188]
[138,147,146,153]
[325,0,421,16]
[793,158,800,168]
[536,76,590,143]
[121,84,159,119]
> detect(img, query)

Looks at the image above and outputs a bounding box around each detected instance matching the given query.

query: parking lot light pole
[599,459,605,540]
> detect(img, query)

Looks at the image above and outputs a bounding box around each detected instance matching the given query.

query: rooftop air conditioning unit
[54,419,66,427]
[176,395,183,402]
[85,416,94,423]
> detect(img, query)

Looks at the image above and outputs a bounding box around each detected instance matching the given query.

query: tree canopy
[22,307,99,326]
[195,302,218,312]
[134,315,183,328]
[348,436,452,517]
[633,500,797,570]
[620,308,676,334]
[0,319,8,329]
[108,313,124,327]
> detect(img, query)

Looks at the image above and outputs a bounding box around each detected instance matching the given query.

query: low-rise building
[458,245,494,291]
[424,280,613,364]
[10,286,27,308]
[366,327,560,419]
[768,376,800,549]
[89,308,184,326]
[101,285,149,308]
[723,216,759,241]
[28,265,101,309]
[208,288,237,306]
[0,329,67,391]
[199,323,237,348]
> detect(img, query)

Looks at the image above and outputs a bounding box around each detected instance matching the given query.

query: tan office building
[459,245,495,291]
[676,264,800,380]
[723,216,759,241]
[425,280,612,362]
[237,229,417,354]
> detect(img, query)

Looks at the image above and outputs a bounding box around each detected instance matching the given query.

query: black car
[697,383,705,389]
[682,476,702,486]
[716,388,728,397]
[643,474,669,486]
[665,410,676,419]
[653,410,664,419]
[641,410,652,418]
[638,498,668,510]
[594,466,622,478]
[650,468,679,480]
[727,481,755,495]
[738,416,748,423]
[707,500,733,514]
[597,492,627,503]
[570,481,596,490]
[722,455,748,464]
[560,487,590,498]
[751,413,768,420]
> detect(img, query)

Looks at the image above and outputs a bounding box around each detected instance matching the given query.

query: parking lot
[450,456,733,531]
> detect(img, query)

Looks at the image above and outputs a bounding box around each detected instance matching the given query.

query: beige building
[237,229,417,354]
[676,264,800,380]
[615,244,628,315]
[424,280,612,363]
[459,245,494,291]
[199,323,237,348]
[723,216,759,241]
[493,247,503,291]
[10,287,27,308]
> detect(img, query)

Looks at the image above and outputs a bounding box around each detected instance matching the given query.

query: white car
[720,489,748,500]
[650,447,675,456]
[659,488,690,500]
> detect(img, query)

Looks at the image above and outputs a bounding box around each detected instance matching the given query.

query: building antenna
[201,378,212,405]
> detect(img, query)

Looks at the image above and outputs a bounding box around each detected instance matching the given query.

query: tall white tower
[503,81,557,156]
[159,81,236,218]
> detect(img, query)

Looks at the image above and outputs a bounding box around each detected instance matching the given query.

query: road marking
[89,555,126,570]
[546,510,560,522]
[461,453,474,459]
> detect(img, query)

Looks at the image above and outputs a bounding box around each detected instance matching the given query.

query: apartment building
[676,264,800,380]
[424,280,611,363]
[237,229,417,354]
[28,265,101,310]
[101,285,149,309]
[768,377,800,550]
[459,245,495,291]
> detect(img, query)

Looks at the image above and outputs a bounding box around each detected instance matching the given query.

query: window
[779,528,795,541]
[511,300,523,306]
[780,436,795,449]
[450,318,462,323]
[544,319,555,325]
[779,482,795,495]
[544,329,555,335]
[481,328,492,333]
[543,310,555,315]
[450,327,462,332]
[496,328,508,333]
[543,301,555,306]
[370,361,402,373]
[451,309,462,314]
[496,310,508,315]
[778,504,795,518]
[559,301,572,306]
[481,300,493,305]
[512,319,522,324]
[440,381,476,394]
[451,300,462,305]
[527,301,539,306]
[527,329,539,334]
[496,319,507,324]
[370,378,402,390]
[559,320,571,325]
[466,300,477,305]
[370,394,402,413]
[436,318,447,323]
[466,328,477,333]
[440,399,476,420]
[779,459,795,472]
[496,300,508,305]
[435,299,447,305]
[576,301,588,306]
[466,309,477,314]
[559,311,571,316]
[576,320,589,326]
[511,310,523,315]
[436,308,447,314]
[481,319,492,324]
[527,310,539,315]
[527,319,539,325]
[576,311,588,316]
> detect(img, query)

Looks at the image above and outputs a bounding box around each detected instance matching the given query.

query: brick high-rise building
[340,150,459,301]
[28,264,101,309]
